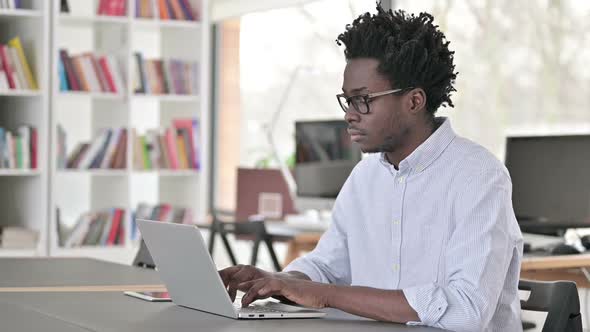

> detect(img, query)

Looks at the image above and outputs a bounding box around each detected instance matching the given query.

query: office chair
[519,279,582,332]
[208,209,288,271]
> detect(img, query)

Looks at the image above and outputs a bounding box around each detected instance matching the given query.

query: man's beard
[361,135,400,154]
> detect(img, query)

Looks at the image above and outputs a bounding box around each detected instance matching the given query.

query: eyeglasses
[336,87,413,114]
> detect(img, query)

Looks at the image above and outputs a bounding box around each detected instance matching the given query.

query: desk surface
[521,253,590,271]
[0,301,88,332]
[0,291,445,332]
[0,257,162,288]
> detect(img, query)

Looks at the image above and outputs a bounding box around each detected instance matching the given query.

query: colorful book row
[133,53,198,95]
[133,118,200,170]
[64,127,128,170]
[59,208,126,247]
[0,126,37,170]
[0,37,38,91]
[131,202,194,241]
[58,49,125,94]
[135,0,198,21]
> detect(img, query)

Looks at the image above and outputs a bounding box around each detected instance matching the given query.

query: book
[5,131,14,168]
[100,128,121,168]
[169,0,185,20]
[60,50,80,91]
[178,0,195,21]
[173,118,198,169]
[107,209,124,245]
[158,0,170,20]
[164,128,179,169]
[8,37,38,90]
[17,126,30,169]
[77,129,110,169]
[98,56,116,93]
[71,56,90,91]
[58,57,69,91]
[110,128,127,169]
[0,45,17,89]
[134,52,147,93]
[8,46,28,89]
[107,56,125,94]
[0,64,8,90]
[30,126,37,169]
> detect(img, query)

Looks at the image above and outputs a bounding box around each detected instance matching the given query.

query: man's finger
[227,277,253,301]
[257,279,283,298]
[241,280,269,307]
[237,278,263,291]
[219,265,242,286]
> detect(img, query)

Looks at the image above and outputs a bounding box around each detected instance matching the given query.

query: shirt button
[393,220,400,225]
[393,264,399,271]
[397,176,405,183]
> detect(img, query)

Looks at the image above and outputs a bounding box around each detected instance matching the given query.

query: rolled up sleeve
[403,167,521,331]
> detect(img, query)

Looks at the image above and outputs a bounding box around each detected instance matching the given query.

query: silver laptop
[136,219,326,319]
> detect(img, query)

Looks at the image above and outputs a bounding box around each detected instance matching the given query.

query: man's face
[342,58,412,154]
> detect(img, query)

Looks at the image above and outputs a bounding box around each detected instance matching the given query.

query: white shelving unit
[49,0,211,265]
[0,1,50,258]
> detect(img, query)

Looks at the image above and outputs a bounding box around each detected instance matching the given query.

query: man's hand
[238,276,332,309]
[219,265,272,302]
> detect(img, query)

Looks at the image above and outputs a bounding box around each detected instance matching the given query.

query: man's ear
[407,88,427,115]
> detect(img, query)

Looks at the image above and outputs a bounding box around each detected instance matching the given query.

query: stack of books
[59,208,126,247]
[133,53,198,95]
[0,226,38,249]
[0,126,37,169]
[133,118,200,170]
[0,1,23,9]
[135,0,198,21]
[64,127,127,170]
[58,49,125,94]
[0,37,38,91]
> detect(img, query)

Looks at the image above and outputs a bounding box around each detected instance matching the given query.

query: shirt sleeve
[282,168,356,285]
[402,165,522,332]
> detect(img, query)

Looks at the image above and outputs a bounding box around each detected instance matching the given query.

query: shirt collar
[380,117,456,174]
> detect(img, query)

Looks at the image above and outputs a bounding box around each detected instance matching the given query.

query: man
[220,3,523,331]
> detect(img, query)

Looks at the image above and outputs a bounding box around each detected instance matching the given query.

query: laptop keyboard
[234,303,285,313]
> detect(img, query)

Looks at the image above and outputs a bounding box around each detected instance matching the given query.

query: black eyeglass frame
[336,87,414,114]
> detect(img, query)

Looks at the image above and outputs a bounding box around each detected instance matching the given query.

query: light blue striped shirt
[284,118,523,332]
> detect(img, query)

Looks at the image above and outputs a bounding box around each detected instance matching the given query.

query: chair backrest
[212,208,268,240]
[519,279,582,332]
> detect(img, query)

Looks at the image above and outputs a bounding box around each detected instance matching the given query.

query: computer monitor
[505,135,590,233]
[294,120,361,211]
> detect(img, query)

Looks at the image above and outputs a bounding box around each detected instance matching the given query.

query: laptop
[136,219,326,319]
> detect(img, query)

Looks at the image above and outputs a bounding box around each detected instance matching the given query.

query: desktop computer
[505,134,590,253]
[293,120,362,213]
[505,134,590,233]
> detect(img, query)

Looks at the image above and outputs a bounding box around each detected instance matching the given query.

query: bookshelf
[49,0,211,265]
[0,1,49,257]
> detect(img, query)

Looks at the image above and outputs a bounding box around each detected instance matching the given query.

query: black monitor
[505,135,590,234]
[294,120,361,202]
